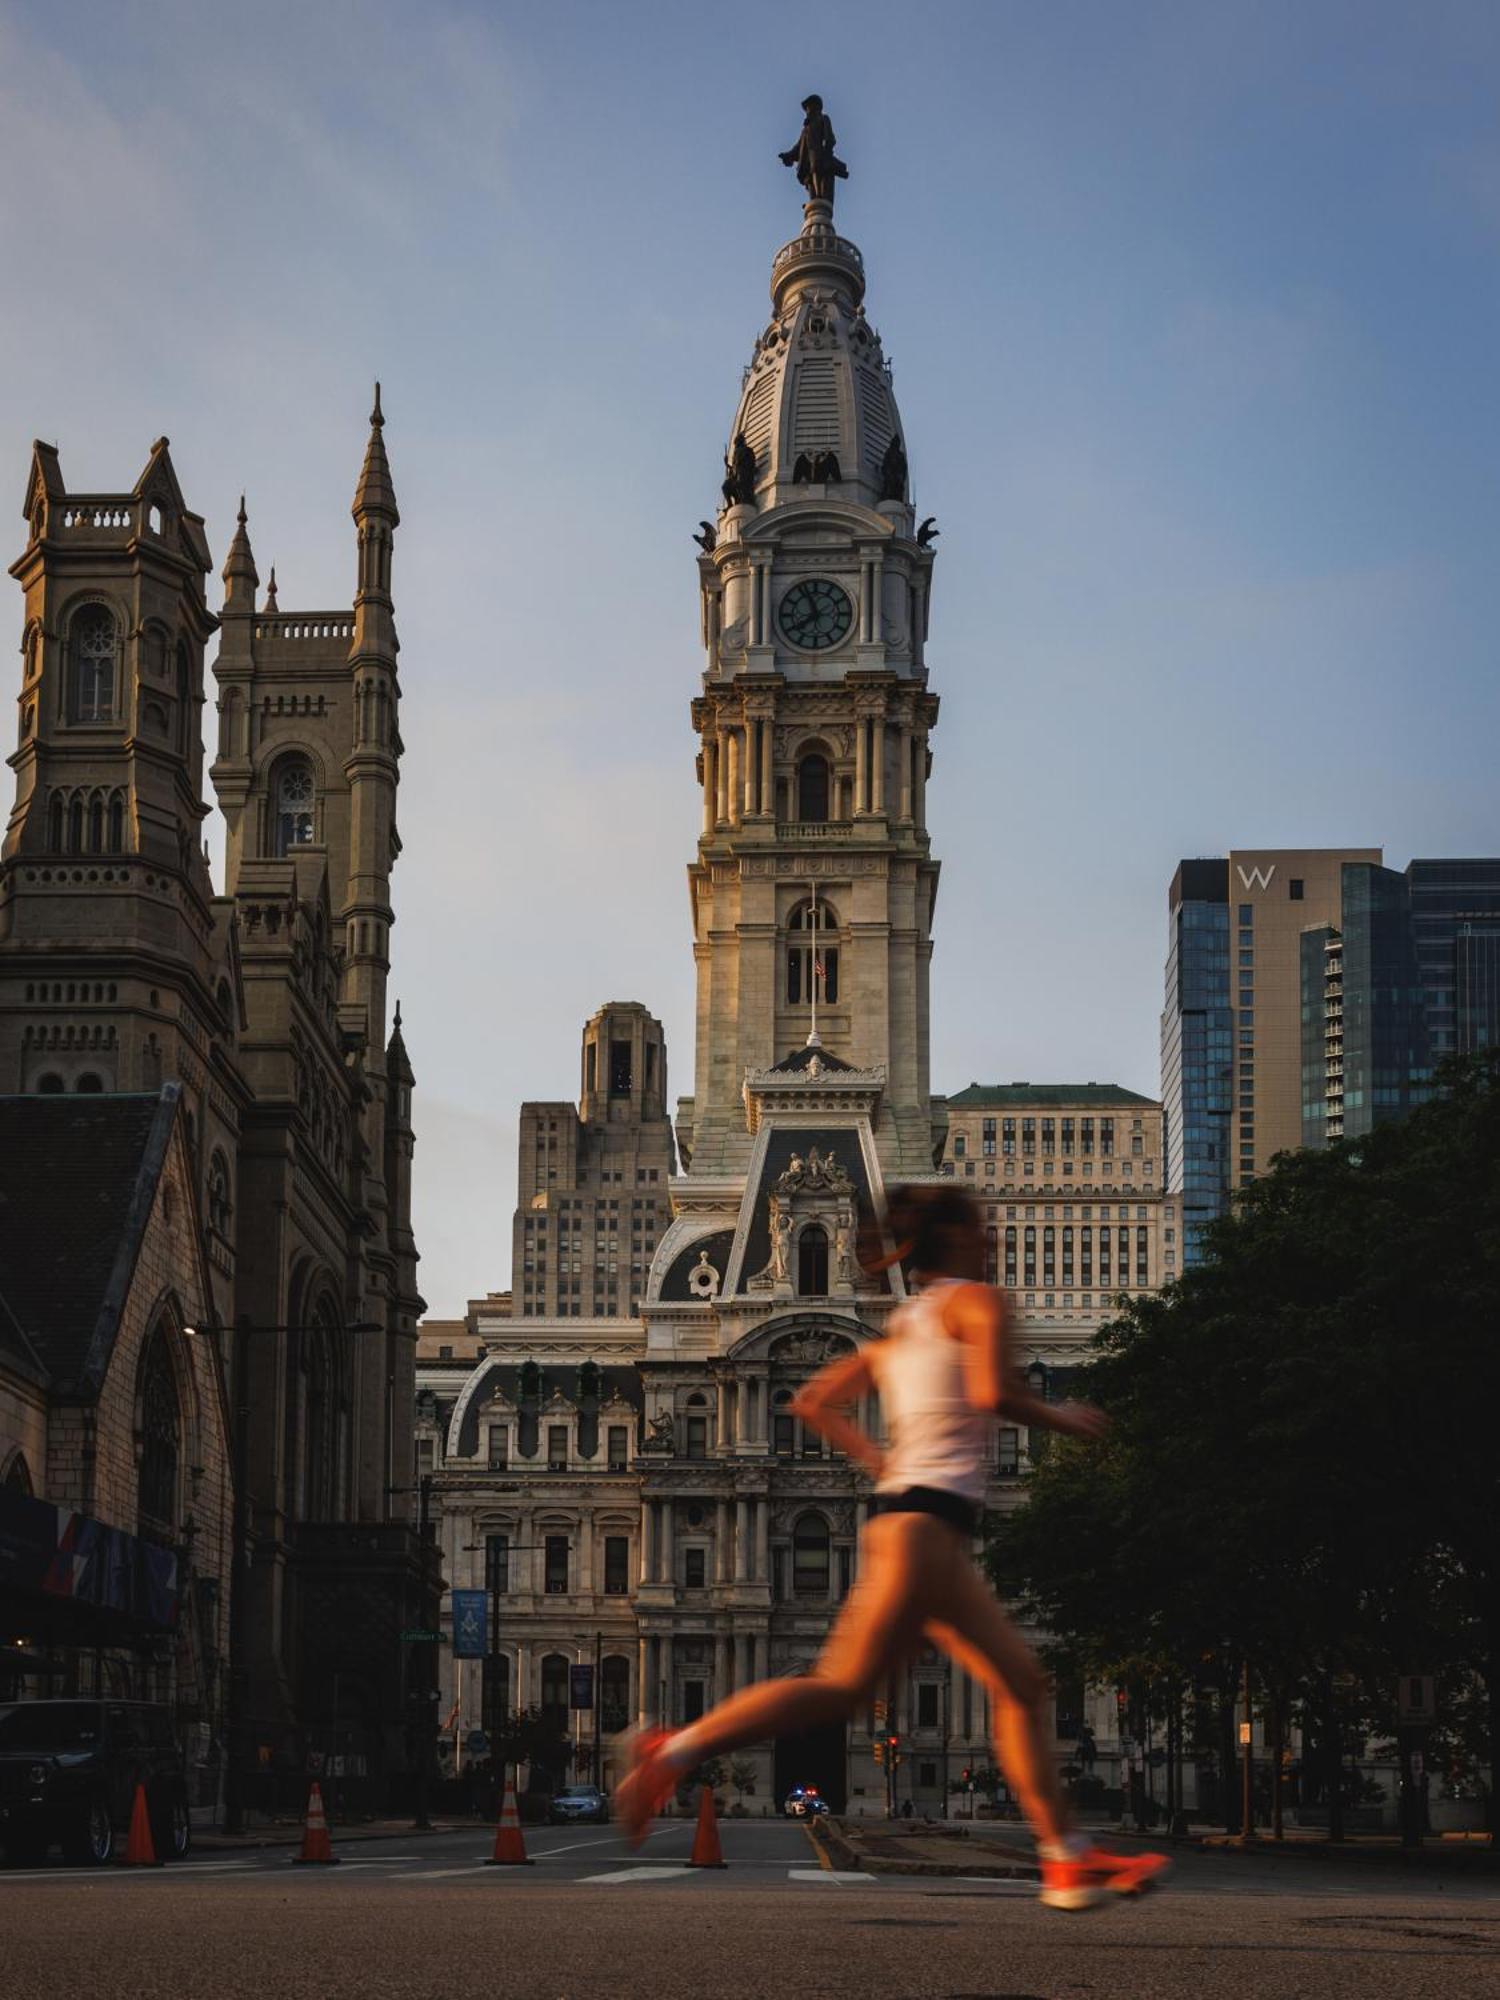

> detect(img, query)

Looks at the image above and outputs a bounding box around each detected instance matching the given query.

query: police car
[782,1784,829,1817]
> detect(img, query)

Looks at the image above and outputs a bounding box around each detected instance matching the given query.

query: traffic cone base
[686,1783,727,1868]
[121,1781,161,1866]
[485,1775,535,1866]
[292,1779,340,1865]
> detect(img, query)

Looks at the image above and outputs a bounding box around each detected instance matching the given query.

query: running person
[616,1184,1169,1912]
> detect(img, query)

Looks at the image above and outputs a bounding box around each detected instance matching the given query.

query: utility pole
[1240,1661,1255,1840]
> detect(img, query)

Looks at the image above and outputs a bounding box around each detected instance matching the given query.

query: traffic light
[888,1732,901,1767]
[961,1766,971,1784]
[873,1738,885,1767]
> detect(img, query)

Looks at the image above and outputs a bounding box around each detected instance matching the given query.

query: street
[2,1818,1498,1998]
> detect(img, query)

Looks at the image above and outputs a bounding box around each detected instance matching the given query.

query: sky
[3,1,1497,1318]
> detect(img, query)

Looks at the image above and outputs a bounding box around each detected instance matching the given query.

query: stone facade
[0,404,434,1807]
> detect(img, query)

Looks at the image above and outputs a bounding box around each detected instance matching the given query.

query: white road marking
[788,1868,876,1883]
[577,1865,699,1885]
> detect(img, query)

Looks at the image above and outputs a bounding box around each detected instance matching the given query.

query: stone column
[760,717,774,818]
[735,1498,750,1582]
[716,1377,730,1451]
[897,723,912,822]
[854,719,868,814]
[716,728,729,824]
[640,1500,655,1585]
[743,724,757,818]
[727,728,742,826]
[702,736,717,835]
[721,1631,735,1700]
[754,1498,769,1582]
[913,732,927,829]
[753,1631,768,1683]
[872,716,886,815]
[648,1634,663,1725]
[716,1499,730,1583]
[661,1501,675,1589]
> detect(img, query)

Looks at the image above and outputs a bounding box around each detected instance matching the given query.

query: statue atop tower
[779,93,849,208]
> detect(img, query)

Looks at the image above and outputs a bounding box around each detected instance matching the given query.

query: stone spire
[262,565,278,613]
[352,381,399,526]
[221,495,258,610]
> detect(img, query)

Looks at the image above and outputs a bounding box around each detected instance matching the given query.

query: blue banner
[451,1589,487,1659]
[570,1663,593,1710]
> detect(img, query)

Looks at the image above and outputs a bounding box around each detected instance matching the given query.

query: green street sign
[401,1629,443,1643]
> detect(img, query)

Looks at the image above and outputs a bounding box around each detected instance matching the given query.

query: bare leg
[660,1514,929,1767]
[925,1555,1072,1846]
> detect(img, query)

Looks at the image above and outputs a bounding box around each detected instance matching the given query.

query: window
[1289,877,1304,901]
[600,1654,631,1734]
[982,1117,996,1156]
[917,1683,940,1729]
[998,1427,1020,1474]
[544,1534,569,1594]
[797,753,830,822]
[797,1223,829,1296]
[486,1532,510,1594]
[953,1134,966,1158]
[605,1536,629,1594]
[136,1329,179,1536]
[607,1424,628,1470]
[684,1547,706,1589]
[540,1652,570,1721]
[274,756,315,855]
[773,1412,795,1455]
[70,606,116,722]
[548,1425,568,1470]
[792,1512,831,1597]
[684,1415,708,1460]
[610,1040,632,1093]
[786,898,838,1006]
[681,1680,706,1725]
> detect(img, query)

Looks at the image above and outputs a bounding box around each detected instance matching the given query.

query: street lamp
[185,1315,384,1834]
[460,1539,572,1796]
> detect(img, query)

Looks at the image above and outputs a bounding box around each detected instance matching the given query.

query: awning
[0,1485,178,1638]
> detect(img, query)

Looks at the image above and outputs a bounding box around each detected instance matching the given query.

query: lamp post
[187,1314,383,1835]
[461,1539,568,1802]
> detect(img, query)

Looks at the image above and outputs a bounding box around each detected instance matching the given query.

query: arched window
[297,1301,344,1523]
[792,1512,831,1598]
[68,795,84,853]
[797,1224,829,1297]
[273,756,316,856]
[108,791,125,853]
[483,1650,511,1739]
[207,1151,233,1236]
[88,792,104,853]
[785,898,839,1008]
[797,753,830,823]
[75,1073,104,1093]
[540,1652,570,1724]
[137,1329,180,1539]
[70,607,116,723]
[36,1072,65,1094]
[47,792,64,851]
[771,1388,795,1456]
[600,1654,631,1735]
[2,1449,33,1495]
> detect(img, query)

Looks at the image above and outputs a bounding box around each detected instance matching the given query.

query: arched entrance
[773,1715,848,1812]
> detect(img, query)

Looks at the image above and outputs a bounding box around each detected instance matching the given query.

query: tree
[988,1051,1500,1833]
[729,1757,758,1806]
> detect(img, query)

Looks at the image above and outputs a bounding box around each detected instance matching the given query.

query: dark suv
[0,1699,192,1865]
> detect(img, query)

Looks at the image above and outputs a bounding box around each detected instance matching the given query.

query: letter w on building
[1236,863,1276,891]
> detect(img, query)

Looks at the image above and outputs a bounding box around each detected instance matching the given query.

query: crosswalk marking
[787,1867,875,1884]
[578,1865,699,1885]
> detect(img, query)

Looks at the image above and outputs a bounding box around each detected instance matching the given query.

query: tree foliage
[986,1051,1500,1812]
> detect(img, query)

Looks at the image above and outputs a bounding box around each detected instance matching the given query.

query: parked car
[0,1699,192,1866]
[782,1785,829,1818]
[547,1784,609,1825]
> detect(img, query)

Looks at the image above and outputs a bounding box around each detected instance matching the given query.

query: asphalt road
[3,1818,1498,1998]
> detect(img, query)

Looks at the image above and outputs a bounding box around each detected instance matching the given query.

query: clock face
[778,578,854,652]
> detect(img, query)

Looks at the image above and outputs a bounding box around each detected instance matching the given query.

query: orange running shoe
[1039,1844,1171,1912]
[614,1727,676,1849]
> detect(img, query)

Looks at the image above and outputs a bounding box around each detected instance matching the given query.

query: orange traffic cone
[121,1781,160,1866]
[291,1779,340,1866]
[686,1783,727,1868]
[485,1774,534,1866]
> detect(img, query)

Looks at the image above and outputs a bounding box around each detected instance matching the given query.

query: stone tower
[0,440,245,1215]
[678,193,942,1182]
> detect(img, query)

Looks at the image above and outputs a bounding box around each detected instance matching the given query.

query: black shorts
[871,1486,980,1536]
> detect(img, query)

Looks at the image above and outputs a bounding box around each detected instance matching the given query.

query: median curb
[811,1817,1037,1882]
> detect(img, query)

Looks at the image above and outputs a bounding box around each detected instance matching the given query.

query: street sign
[1398,1674,1436,1725]
[451,1590,487,1660]
[570,1663,594,1710]
[401,1629,442,1644]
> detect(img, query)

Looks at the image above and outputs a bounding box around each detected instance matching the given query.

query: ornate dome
[724,200,908,517]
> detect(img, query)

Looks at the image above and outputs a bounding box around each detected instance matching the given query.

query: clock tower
[675,177,943,1186]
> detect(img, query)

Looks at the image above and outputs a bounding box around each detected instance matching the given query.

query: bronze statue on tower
[780,94,849,207]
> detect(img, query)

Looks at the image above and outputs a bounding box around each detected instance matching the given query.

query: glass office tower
[1161,861,1232,1265]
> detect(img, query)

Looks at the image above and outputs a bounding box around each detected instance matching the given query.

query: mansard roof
[0,1087,179,1397]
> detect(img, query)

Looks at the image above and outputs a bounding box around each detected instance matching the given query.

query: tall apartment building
[1161,850,1380,1260]
[511,1002,675,1319]
[1301,857,1500,1145]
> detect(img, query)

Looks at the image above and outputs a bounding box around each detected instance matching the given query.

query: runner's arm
[944,1283,1108,1440]
[791,1348,883,1473]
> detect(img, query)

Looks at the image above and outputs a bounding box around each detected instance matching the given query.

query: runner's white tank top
[873,1278,990,1507]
